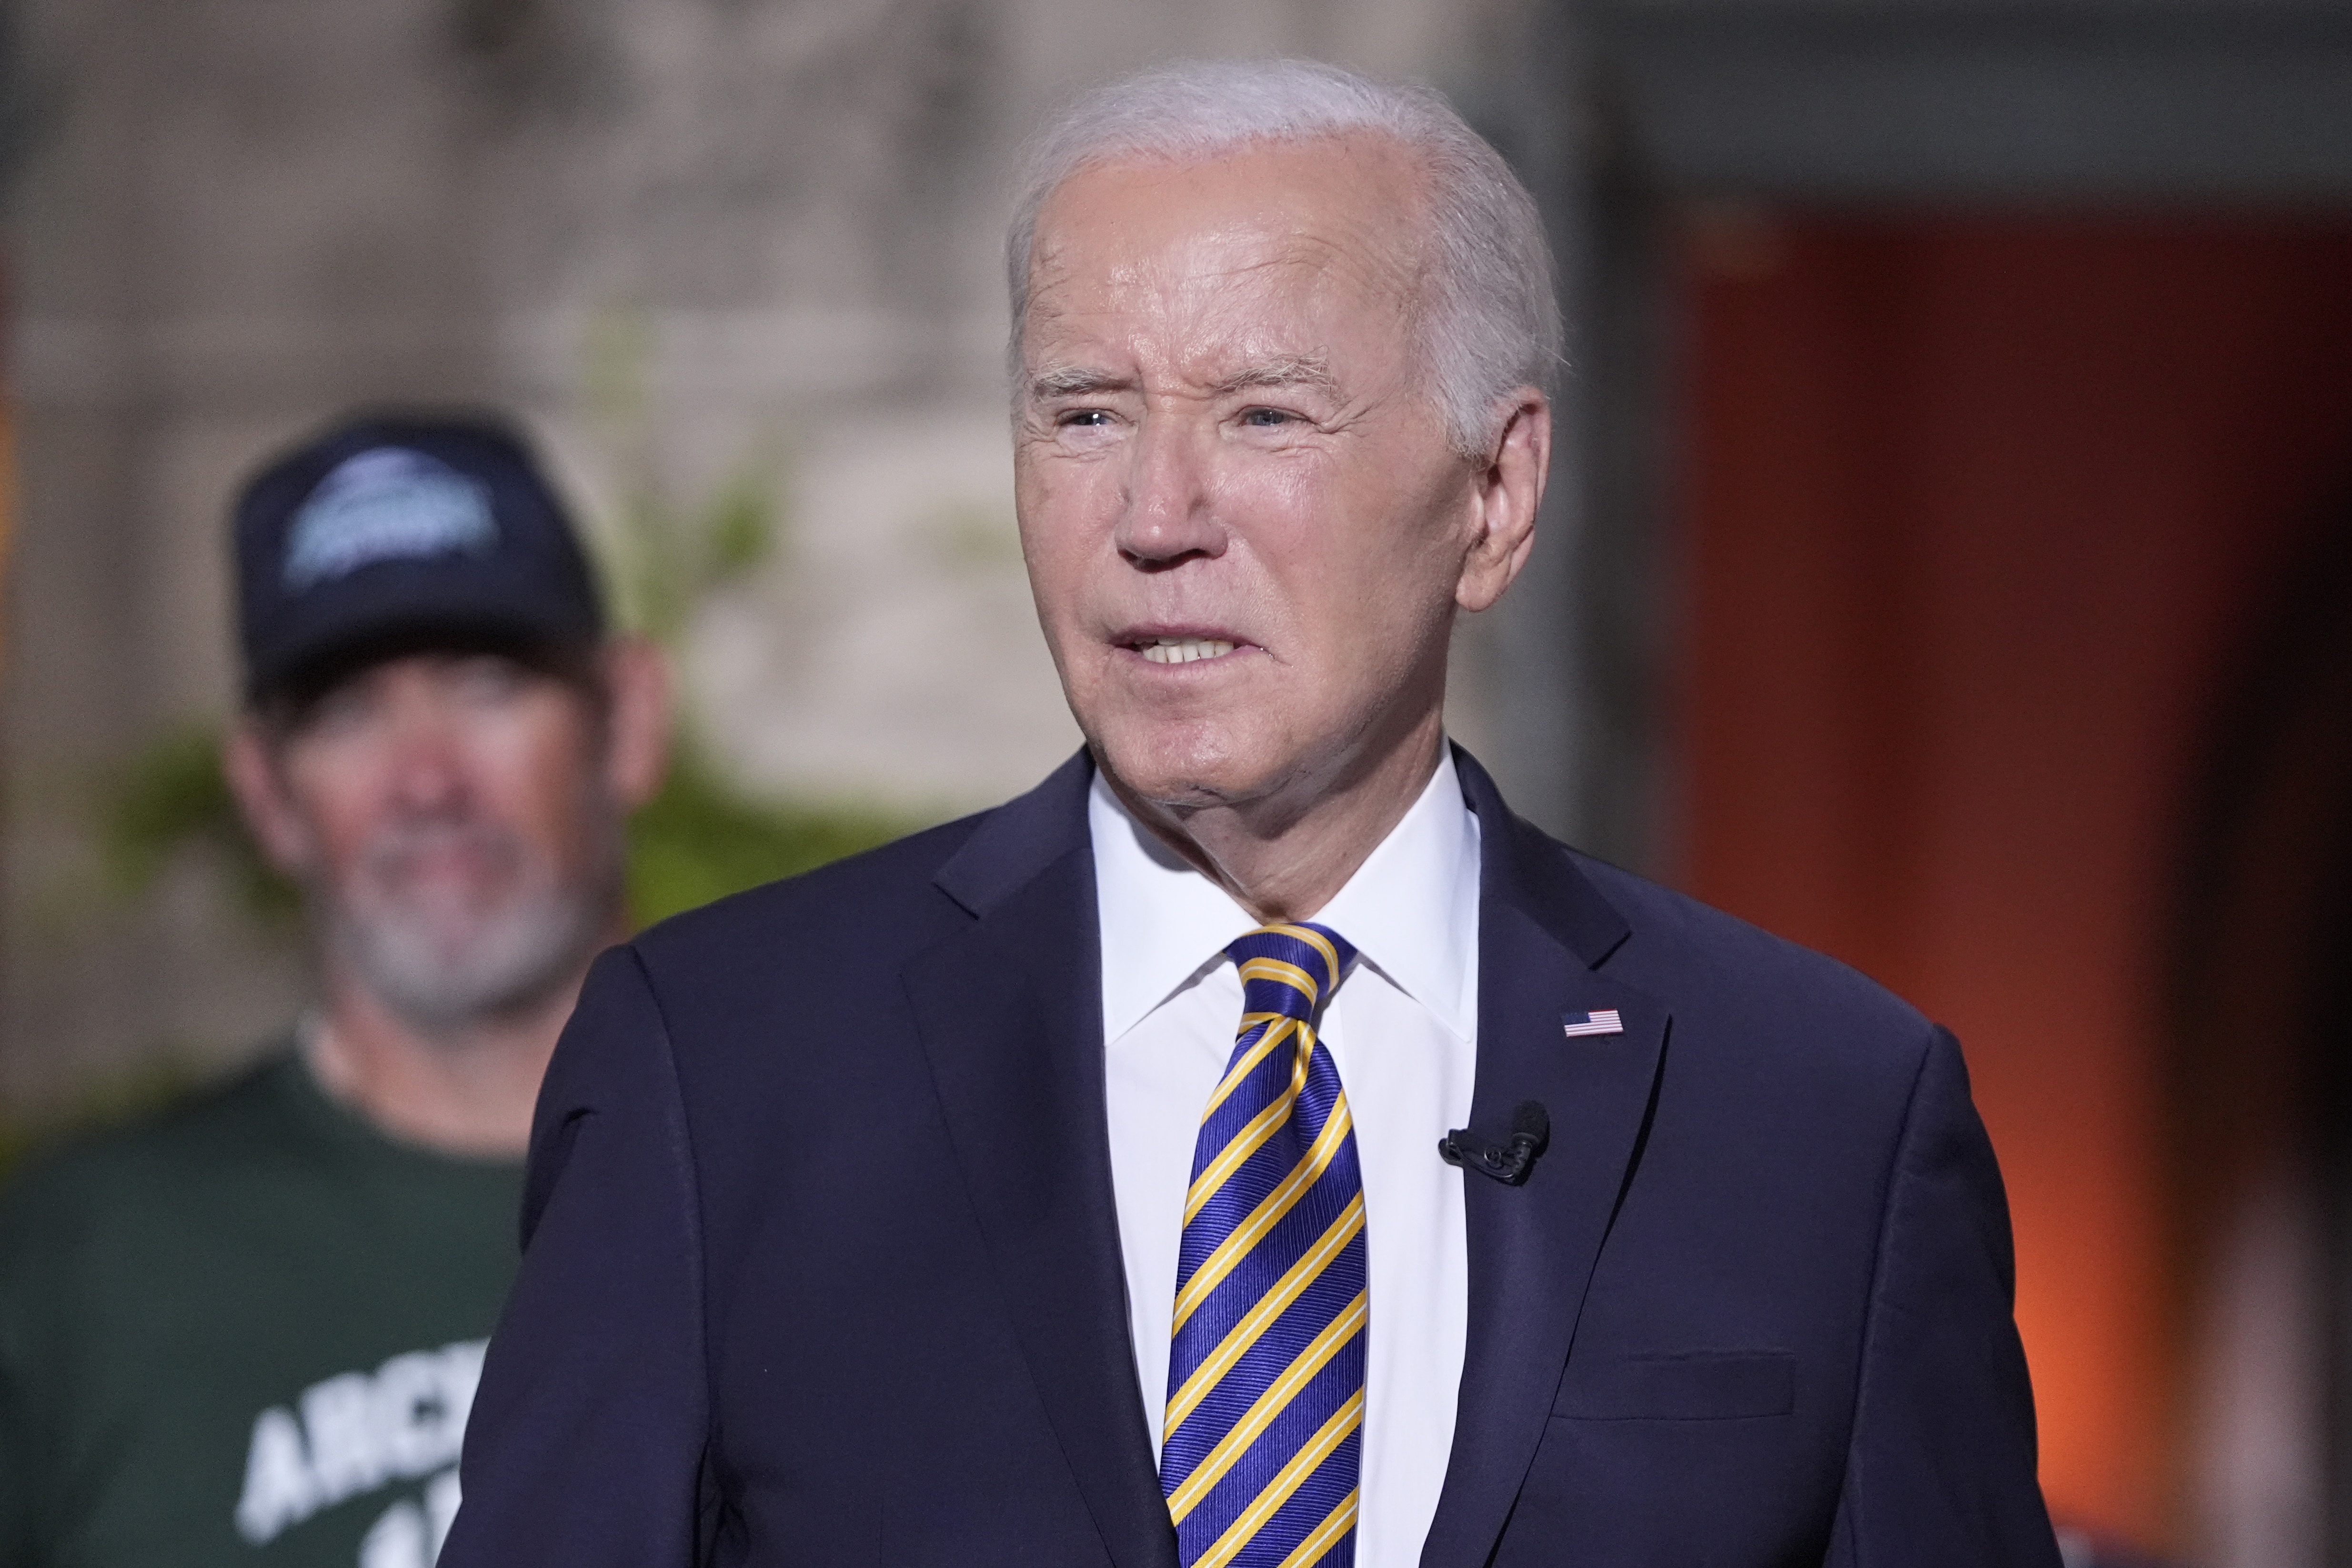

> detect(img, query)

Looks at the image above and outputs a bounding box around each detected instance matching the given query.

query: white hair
[1005,58,1561,458]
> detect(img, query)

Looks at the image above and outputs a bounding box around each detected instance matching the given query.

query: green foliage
[705,478,774,582]
[611,472,779,643]
[101,725,301,926]
[581,304,789,642]
[625,749,914,928]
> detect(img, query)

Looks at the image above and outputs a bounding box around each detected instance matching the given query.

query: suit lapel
[903,754,1179,1568]
[1420,754,1669,1568]
[899,748,1661,1568]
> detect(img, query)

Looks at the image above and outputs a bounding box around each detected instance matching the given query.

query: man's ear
[222,718,315,877]
[597,636,673,811]
[1455,389,1550,614]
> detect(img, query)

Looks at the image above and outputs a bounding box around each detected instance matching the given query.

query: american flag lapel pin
[1561,1008,1624,1039]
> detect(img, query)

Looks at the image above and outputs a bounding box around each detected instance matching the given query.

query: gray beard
[322,820,618,1034]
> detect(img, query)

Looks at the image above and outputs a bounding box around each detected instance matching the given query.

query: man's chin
[337,893,596,1032]
[1088,725,1287,817]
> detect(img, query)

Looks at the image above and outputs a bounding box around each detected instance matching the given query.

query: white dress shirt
[1092,750,1480,1568]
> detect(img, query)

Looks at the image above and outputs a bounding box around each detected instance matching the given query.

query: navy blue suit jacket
[443,749,2061,1566]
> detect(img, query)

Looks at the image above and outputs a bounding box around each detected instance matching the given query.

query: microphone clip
[1438,1101,1550,1186]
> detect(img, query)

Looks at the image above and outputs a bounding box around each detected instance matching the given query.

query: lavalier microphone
[1438,1100,1549,1186]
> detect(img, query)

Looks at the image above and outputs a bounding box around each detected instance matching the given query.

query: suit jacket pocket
[1551,1349,1796,1421]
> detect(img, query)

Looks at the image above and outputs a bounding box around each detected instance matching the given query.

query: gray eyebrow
[1027,355,1339,403]
[1028,365,1132,400]
[1206,354,1337,399]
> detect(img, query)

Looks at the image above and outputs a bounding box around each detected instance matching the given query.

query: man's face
[1014,135,1509,818]
[232,651,634,1029]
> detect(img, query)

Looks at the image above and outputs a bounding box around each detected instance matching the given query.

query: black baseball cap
[233,412,606,701]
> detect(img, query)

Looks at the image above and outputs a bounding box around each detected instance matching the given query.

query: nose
[382,705,472,818]
[1113,409,1226,569]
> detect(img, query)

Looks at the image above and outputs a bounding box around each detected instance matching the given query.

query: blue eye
[1241,408,1293,427]
[1060,410,1113,428]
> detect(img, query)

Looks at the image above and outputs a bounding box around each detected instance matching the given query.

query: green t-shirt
[0,1049,524,1568]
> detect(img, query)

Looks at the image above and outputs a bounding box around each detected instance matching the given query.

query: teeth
[1139,636,1237,665]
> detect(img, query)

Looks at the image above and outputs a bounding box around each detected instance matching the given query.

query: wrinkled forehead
[1022,134,1433,352]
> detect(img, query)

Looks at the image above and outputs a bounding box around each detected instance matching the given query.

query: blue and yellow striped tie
[1162,922,1366,1568]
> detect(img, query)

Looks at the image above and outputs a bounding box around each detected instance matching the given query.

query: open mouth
[1134,635,1240,665]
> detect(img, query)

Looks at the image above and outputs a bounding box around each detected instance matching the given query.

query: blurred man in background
[0,414,669,1568]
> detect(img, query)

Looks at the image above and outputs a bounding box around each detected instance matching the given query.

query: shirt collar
[1090,747,1482,1043]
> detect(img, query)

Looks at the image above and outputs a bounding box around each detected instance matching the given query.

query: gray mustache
[359,823,527,884]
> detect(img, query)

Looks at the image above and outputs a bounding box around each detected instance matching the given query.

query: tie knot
[1225,922,1356,1025]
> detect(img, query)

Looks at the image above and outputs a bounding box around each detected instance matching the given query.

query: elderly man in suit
[442,59,2062,1568]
